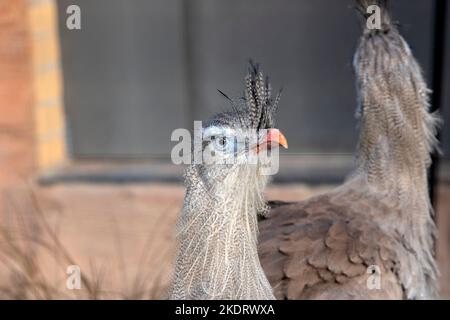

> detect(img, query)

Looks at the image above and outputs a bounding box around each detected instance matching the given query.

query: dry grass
[0,184,172,299]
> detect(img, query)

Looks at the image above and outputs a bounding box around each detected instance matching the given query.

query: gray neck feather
[170,165,275,299]
[352,20,440,298]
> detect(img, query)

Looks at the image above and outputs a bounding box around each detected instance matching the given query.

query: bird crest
[244,61,282,130]
[218,61,282,130]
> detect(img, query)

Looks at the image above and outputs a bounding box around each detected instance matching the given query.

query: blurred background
[0,0,449,299]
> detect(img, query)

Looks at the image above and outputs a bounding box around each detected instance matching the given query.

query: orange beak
[257,129,288,153]
[265,128,288,149]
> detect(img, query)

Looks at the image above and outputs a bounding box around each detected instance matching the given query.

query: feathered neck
[170,165,275,299]
[351,21,439,298]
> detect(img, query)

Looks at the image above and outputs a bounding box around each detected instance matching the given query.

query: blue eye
[203,126,237,153]
[214,136,228,150]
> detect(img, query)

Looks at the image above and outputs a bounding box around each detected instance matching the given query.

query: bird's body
[260,176,435,299]
[260,0,439,299]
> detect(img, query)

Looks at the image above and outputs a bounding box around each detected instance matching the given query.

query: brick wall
[0,0,35,192]
[0,0,66,216]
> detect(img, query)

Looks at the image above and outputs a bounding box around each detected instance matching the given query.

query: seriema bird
[170,0,439,300]
[259,0,440,299]
[170,61,288,299]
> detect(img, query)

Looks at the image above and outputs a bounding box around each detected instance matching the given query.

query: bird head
[190,62,287,197]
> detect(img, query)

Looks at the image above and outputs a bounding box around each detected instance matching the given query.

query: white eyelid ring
[202,126,233,139]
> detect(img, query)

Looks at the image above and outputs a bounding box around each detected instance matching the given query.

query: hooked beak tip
[266,128,288,149]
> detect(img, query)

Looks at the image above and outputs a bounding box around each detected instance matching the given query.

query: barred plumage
[171,0,440,300]
[352,0,439,297]
[244,61,281,130]
[170,63,282,299]
[259,0,440,300]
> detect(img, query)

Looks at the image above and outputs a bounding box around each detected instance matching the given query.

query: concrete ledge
[37,156,450,186]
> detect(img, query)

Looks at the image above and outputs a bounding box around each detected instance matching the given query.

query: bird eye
[214,136,228,150]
